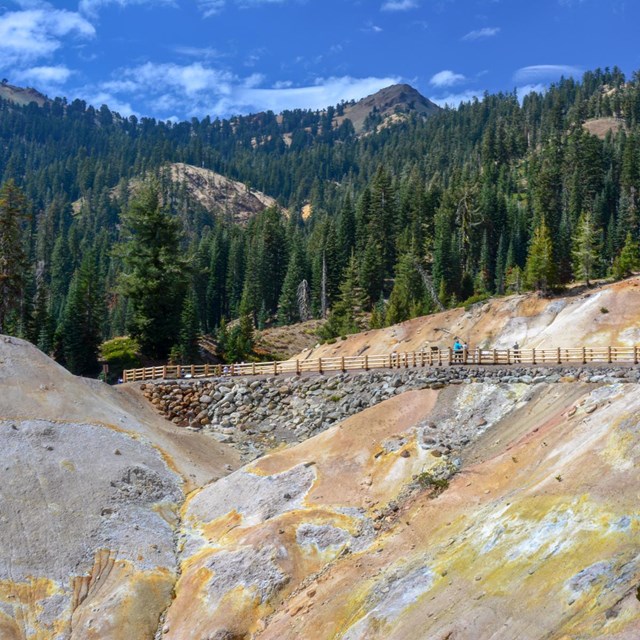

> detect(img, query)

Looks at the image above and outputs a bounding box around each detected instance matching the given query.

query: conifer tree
[0,180,28,333]
[612,231,640,279]
[116,181,188,358]
[277,240,308,325]
[323,254,367,338]
[572,210,602,286]
[385,252,425,325]
[58,253,105,375]
[173,293,200,363]
[525,219,556,293]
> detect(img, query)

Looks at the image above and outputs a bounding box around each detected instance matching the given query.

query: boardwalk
[122,345,640,382]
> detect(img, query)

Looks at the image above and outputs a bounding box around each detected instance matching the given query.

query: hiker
[453,337,463,363]
[512,341,521,363]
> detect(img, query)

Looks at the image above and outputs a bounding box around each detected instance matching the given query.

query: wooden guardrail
[122,346,640,383]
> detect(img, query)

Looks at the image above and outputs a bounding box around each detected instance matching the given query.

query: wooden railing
[122,346,640,383]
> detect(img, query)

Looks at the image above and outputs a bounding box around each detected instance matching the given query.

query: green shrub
[415,471,449,490]
[100,337,141,383]
[462,293,490,312]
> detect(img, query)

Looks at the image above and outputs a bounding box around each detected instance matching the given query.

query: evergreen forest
[1,66,640,377]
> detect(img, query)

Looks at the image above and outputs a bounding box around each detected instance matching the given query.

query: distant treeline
[1,66,640,375]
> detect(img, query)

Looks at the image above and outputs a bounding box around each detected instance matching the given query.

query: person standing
[453,337,463,363]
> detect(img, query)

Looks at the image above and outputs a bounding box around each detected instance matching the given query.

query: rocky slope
[140,364,638,460]
[0,82,48,107]
[335,83,440,133]
[162,377,640,639]
[299,276,640,361]
[0,335,239,639]
[3,267,640,639]
[73,162,280,225]
[168,162,279,225]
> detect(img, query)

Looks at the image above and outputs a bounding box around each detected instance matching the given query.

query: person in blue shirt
[453,337,463,362]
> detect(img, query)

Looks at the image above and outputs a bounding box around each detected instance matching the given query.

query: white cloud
[216,75,400,115]
[430,69,466,87]
[76,63,399,120]
[197,0,289,17]
[197,0,225,17]
[381,0,419,11]
[430,89,485,107]
[516,84,547,101]
[174,45,223,59]
[514,64,581,83]
[16,64,72,86]
[79,0,175,18]
[0,8,94,67]
[462,26,500,41]
[362,21,383,32]
[80,90,138,117]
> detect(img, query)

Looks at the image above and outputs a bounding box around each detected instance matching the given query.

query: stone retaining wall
[140,365,639,461]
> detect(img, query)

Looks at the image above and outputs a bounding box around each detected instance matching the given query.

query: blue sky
[1,0,638,121]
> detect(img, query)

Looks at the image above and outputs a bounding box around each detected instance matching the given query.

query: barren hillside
[0,335,239,639]
[0,82,47,107]
[162,378,640,639]
[335,83,440,133]
[168,162,279,224]
[297,277,640,361]
[2,269,640,639]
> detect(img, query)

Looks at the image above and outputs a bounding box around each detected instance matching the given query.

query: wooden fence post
[635,346,639,365]
[532,349,536,365]
[296,359,301,375]
[364,355,369,371]
[557,347,561,365]
[608,346,612,364]
[273,362,278,375]
[162,365,167,379]
[582,347,587,365]
[341,356,346,372]
[318,358,323,374]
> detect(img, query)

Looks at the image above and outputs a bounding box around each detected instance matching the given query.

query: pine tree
[525,219,556,293]
[116,181,189,358]
[174,293,200,363]
[0,180,28,333]
[385,252,425,325]
[277,239,308,325]
[359,238,384,306]
[322,255,367,338]
[572,210,602,286]
[58,253,105,375]
[612,231,640,279]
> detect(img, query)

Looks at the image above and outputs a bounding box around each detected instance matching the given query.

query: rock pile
[140,365,638,460]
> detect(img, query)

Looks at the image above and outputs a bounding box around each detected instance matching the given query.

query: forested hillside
[1,67,640,375]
